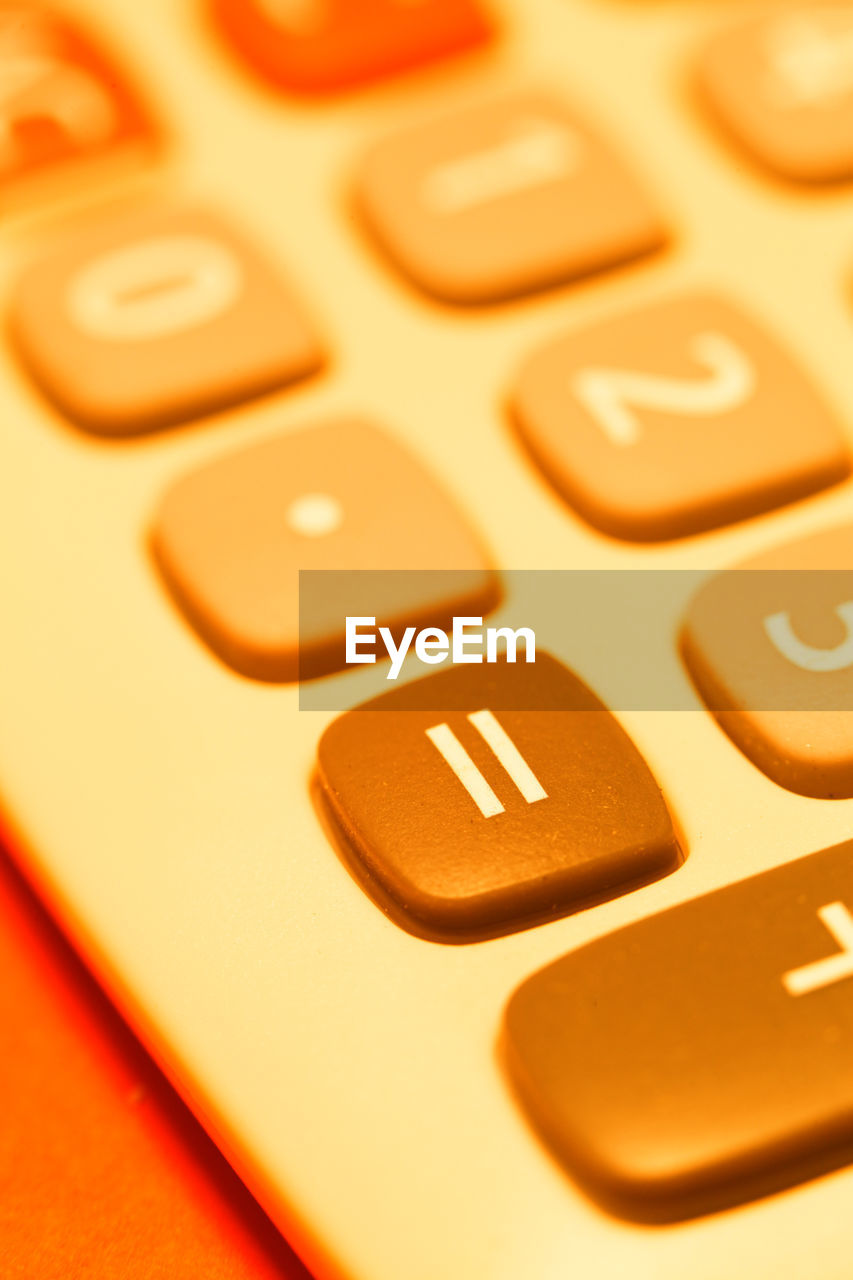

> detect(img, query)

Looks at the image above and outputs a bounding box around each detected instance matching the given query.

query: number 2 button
[511,293,850,541]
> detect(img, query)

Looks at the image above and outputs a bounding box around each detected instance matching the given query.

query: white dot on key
[286,492,344,538]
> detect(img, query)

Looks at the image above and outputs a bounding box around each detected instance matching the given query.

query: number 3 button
[511,293,850,541]
[682,524,853,798]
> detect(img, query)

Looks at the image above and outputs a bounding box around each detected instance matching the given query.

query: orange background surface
[0,835,314,1280]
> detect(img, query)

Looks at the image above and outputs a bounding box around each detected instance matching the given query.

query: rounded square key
[511,292,850,541]
[317,654,682,941]
[698,7,853,183]
[355,91,667,304]
[682,524,853,798]
[10,206,324,436]
[0,3,153,197]
[212,0,492,96]
[151,418,498,682]
[506,839,853,1221]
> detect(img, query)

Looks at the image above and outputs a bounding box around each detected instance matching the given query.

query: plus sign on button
[506,838,853,1222]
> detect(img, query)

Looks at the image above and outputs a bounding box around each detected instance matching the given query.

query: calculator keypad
[9,0,853,1251]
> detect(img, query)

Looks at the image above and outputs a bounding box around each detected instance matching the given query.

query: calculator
[5,2,853,1278]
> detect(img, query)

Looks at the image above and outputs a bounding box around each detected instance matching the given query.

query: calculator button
[511,293,849,541]
[213,0,491,96]
[698,8,853,183]
[682,524,853,798]
[152,418,497,682]
[356,92,667,304]
[10,207,323,436]
[0,3,152,198]
[506,839,853,1221]
[317,654,681,941]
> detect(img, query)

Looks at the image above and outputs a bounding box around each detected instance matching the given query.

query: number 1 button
[316,654,682,940]
[356,92,666,304]
[512,293,849,541]
[505,839,853,1220]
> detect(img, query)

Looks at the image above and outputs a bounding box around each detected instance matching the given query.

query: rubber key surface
[213,0,492,96]
[317,653,682,941]
[0,2,153,200]
[10,205,323,436]
[356,90,666,304]
[511,292,849,541]
[506,838,853,1221]
[698,7,853,183]
[682,523,853,798]
[152,417,498,682]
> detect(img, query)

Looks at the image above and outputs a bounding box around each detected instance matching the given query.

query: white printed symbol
[764,602,853,673]
[571,331,756,448]
[764,11,853,109]
[425,709,547,818]
[782,902,853,996]
[286,492,343,538]
[420,116,584,216]
[0,9,118,175]
[66,235,245,343]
